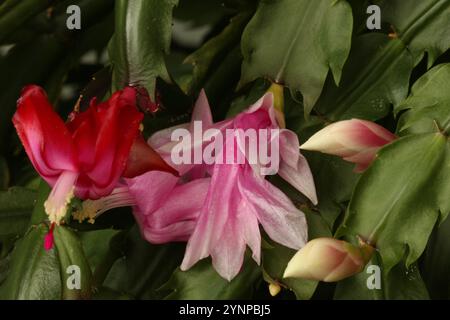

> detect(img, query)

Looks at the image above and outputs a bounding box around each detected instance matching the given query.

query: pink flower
[127,91,317,281]
[283,237,374,282]
[13,85,176,226]
[301,119,397,172]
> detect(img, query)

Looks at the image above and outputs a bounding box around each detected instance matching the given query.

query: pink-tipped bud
[44,223,55,251]
[283,238,374,282]
[301,119,396,172]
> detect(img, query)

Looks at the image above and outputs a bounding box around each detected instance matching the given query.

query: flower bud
[283,238,374,282]
[301,119,396,172]
[268,283,281,297]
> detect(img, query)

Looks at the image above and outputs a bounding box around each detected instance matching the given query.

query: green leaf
[262,211,332,300]
[0,0,53,44]
[306,153,359,227]
[337,133,450,271]
[79,229,122,273]
[397,63,450,136]
[29,180,50,226]
[314,34,413,121]
[0,187,37,236]
[161,255,261,300]
[0,36,65,153]
[0,156,8,189]
[104,225,185,299]
[375,0,450,67]
[182,12,251,94]
[54,227,93,299]
[334,252,430,300]
[240,0,353,116]
[109,0,178,98]
[203,46,243,119]
[0,225,62,299]
[173,0,229,27]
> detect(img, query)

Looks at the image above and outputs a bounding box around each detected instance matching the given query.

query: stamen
[73,187,135,224]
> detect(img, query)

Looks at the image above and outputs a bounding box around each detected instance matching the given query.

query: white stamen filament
[73,186,135,224]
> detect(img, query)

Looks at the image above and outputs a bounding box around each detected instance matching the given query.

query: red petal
[123,135,179,178]
[12,85,77,184]
[82,88,143,197]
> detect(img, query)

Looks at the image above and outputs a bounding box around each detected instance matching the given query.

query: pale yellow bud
[283,237,374,282]
[268,283,281,297]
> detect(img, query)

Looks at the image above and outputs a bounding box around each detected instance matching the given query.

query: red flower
[13,85,176,225]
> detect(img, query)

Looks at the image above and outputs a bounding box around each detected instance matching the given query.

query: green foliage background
[0,0,449,300]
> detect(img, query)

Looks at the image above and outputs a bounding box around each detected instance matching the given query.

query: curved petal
[190,89,213,128]
[126,171,179,221]
[142,178,210,243]
[84,88,143,198]
[239,170,308,250]
[13,85,77,184]
[123,135,178,178]
[210,218,246,281]
[181,164,240,272]
[278,154,318,205]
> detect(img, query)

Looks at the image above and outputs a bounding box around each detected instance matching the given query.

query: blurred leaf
[240,0,353,116]
[182,12,251,94]
[315,34,413,121]
[397,63,450,136]
[110,0,178,98]
[306,153,358,228]
[0,0,114,155]
[92,286,131,300]
[204,46,243,119]
[0,156,8,189]
[54,227,93,299]
[0,36,65,153]
[0,187,37,236]
[337,133,450,271]
[161,255,261,300]
[104,225,185,299]
[0,225,62,299]
[0,0,53,43]
[174,0,229,27]
[79,229,122,273]
[347,0,370,34]
[0,247,12,286]
[375,0,450,67]
[334,252,430,299]
[423,214,450,299]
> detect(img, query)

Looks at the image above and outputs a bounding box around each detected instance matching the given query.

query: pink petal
[210,217,246,281]
[244,93,278,128]
[278,155,318,205]
[148,123,190,150]
[142,178,210,243]
[238,170,308,250]
[181,164,240,272]
[279,130,300,168]
[190,89,213,128]
[236,198,262,265]
[278,130,318,204]
[126,171,179,222]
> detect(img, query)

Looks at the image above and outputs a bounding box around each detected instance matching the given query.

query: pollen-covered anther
[73,187,135,224]
[44,171,78,225]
